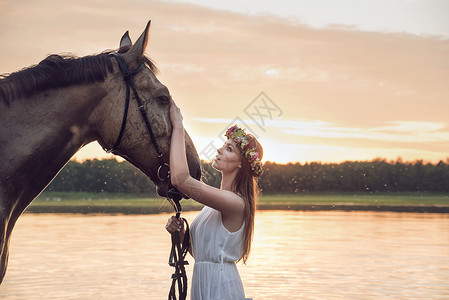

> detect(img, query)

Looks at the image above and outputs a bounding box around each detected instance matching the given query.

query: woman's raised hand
[169,98,184,129]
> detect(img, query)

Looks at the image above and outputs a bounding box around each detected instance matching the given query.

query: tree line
[46,158,449,194]
[258,159,449,193]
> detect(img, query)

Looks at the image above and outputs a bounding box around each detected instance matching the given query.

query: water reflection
[1,211,448,299]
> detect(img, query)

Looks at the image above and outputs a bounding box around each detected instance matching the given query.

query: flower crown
[225,125,263,177]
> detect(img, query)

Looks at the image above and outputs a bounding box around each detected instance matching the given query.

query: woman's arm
[169,100,244,217]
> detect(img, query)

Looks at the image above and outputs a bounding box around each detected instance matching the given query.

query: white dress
[190,206,246,300]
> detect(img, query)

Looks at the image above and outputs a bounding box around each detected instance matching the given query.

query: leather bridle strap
[110,53,162,156]
[109,52,190,298]
[168,203,190,300]
[109,52,170,181]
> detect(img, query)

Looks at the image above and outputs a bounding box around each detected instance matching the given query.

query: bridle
[109,52,190,300]
[108,52,171,183]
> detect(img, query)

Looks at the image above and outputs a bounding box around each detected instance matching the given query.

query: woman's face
[212,139,242,174]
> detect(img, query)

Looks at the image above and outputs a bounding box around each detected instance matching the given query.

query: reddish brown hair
[232,134,263,264]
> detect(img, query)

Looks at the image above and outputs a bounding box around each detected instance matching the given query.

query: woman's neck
[220,172,237,192]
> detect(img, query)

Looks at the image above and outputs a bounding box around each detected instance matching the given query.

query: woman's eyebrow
[225,142,235,149]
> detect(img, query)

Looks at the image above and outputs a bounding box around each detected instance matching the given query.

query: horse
[0,21,201,284]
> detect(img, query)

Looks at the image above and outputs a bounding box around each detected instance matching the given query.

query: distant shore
[24,192,449,214]
[25,204,449,214]
[257,203,449,213]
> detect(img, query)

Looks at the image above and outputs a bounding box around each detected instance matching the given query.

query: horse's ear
[126,20,151,64]
[119,31,132,48]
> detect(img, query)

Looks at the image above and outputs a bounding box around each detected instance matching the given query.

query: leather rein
[109,52,190,300]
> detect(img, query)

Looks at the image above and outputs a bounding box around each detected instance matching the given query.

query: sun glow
[2,0,448,165]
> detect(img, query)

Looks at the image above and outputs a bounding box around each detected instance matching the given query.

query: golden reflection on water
[1,211,448,299]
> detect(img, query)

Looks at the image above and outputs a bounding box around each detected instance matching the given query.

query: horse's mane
[0,50,158,106]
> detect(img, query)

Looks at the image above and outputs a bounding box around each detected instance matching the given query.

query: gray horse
[0,21,201,283]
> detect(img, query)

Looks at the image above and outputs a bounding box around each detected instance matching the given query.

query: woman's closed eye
[223,143,233,152]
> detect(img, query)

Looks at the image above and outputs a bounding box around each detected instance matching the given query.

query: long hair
[232,134,263,264]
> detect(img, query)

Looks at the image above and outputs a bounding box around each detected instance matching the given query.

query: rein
[109,52,189,299]
[167,199,190,300]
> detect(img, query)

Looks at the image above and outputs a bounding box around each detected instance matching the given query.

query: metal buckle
[157,163,170,181]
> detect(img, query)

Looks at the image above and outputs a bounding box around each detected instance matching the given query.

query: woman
[166,98,263,300]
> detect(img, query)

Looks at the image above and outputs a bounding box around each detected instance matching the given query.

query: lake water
[1,211,448,299]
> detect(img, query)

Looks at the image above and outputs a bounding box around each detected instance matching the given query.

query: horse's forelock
[142,56,159,75]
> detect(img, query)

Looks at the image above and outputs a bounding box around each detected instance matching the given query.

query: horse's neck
[0,85,106,208]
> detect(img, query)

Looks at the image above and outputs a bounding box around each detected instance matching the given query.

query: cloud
[195,118,449,144]
[282,120,449,144]
[2,0,448,163]
[372,121,446,133]
[264,141,449,164]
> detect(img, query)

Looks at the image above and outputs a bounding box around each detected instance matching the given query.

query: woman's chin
[212,160,220,171]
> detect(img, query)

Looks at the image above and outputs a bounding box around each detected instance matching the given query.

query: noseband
[108,52,170,182]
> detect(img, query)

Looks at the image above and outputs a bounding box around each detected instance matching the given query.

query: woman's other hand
[165,215,184,234]
[169,98,184,129]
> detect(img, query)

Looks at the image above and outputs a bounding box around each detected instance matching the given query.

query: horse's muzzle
[157,163,201,202]
[156,181,186,202]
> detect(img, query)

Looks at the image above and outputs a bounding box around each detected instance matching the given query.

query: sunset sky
[1,0,448,164]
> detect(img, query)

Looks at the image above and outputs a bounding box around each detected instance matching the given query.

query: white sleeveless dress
[190,206,246,300]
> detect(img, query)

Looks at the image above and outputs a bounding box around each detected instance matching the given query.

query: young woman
[165,98,264,299]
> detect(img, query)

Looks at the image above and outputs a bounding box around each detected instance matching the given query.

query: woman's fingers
[169,98,184,128]
[165,215,183,233]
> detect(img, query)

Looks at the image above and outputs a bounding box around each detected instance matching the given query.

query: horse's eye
[158,95,170,104]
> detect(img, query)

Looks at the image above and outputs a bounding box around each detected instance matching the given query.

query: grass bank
[257,193,449,213]
[27,191,202,214]
[25,191,449,214]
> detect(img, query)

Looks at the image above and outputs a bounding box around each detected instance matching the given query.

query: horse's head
[93,21,201,198]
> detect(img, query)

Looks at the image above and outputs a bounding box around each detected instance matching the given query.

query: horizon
[1,0,448,164]
[72,154,449,166]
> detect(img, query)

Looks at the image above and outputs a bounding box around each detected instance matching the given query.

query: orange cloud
[1,0,448,163]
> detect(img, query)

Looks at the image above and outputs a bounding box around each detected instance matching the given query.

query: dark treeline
[47,159,158,194]
[259,159,449,193]
[47,158,449,194]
